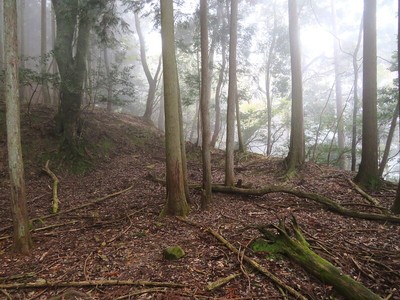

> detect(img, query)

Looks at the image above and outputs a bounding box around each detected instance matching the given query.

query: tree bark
[103,47,113,113]
[355,0,379,187]
[199,0,212,209]
[285,0,304,173]
[160,0,189,216]
[51,2,58,105]
[236,94,244,152]
[4,0,33,254]
[225,0,238,186]
[41,0,51,105]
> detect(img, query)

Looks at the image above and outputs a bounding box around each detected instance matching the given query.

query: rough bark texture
[160,0,189,216]
[200,0,212,209]
[52,0,92,150]
[285,0,304,173]
[4,0,33,254]
[257,219,383,300]
[225,0,238,186]
[355,0,379,187]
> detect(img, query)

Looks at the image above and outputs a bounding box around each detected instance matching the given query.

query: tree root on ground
[255,217,383,300]
[42,160,60,214]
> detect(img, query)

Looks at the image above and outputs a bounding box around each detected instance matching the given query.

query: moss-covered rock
[163,245,185,260]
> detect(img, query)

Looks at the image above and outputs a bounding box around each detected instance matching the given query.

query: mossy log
[210,184,400,223]
[256,218,383,300]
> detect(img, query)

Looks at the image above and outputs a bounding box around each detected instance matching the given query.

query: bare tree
[4,0,33,254]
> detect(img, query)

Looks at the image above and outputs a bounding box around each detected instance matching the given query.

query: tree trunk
[41,0,51,105]
[225,0,238,187]
[355,0,379,187]
[4,0,33,254]
[378,101,399,177]
[17,0,25,102]
[103,47,113,113]
[158,88,165,131]
[52,0,92,150]
[200,0,212,209]
[51,2,58,106]
[160,0,189,216]
[351,19,363,172]
[392,1,400,214]
[0,2,4,69]
[285,0,304,173]
[236,94,244,152]
[331,0,345,169]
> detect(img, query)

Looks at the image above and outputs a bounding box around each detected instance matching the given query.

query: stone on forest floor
[163,245,185,260]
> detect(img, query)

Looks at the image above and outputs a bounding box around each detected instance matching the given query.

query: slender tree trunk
[355,0,379,187]
[331,0,345,169]
[225,0,238,187]
[103,47,113,113]
[158,89,165,131]
[392,0,400,214]
[4,0,33,254]
[236,94,244,152]
[51,2,58,105]
[160,0,189,216]
[285,0,305,173]
[378,102,399,177]
[0,3,4,69]
[351,19,363,171]
[18,0,25,102]
[200,0,212,209]
[41,0,51,105]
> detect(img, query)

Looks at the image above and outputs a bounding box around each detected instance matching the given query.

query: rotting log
[42,160,60,213]
[210,184,400,224]
[256,218,383,300]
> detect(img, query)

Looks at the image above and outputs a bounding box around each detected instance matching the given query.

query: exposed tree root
[347,179,380,206]
[210,184,400,223]
[0,279,186,289]
[255,217,383,300]
[206,272,242,291]
[42,160,60,213]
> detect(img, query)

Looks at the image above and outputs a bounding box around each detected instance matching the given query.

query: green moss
[98,137,114,156]
[163,245,185,260]
[250,238,284,261]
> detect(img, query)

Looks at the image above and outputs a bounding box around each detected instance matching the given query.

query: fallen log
[210,184,400,224]
[256,218,383,300]
[42,160,60,214]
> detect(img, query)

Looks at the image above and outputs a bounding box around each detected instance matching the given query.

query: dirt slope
[0,106,399,300]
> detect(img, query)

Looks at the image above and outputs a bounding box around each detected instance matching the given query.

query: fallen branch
[347,179,380,206]
[210,184,400,224]
[206,228,307,300]
[256,217,383,300]
[0,185,134,233]
[206,272,241,291]
[0,279,186,289]
[42,160,60,213]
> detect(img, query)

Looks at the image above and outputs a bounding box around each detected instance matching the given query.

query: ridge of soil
[0,106,399,300]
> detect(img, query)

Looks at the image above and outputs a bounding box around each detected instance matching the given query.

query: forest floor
[0,105,399,300]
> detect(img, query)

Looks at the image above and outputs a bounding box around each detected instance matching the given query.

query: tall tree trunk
[331,0,345,169]
[285,0,305,173]
[236,94,244,152]
[18,0,25,102]
[52,0,92,150]
[210,0,226,148]
[355,0,379,187]
[158,89,165,131]
[200,0,212,209]
[4,0,33,254]
[265,2,277,156]
[41,0,51,105]
[0,2,4,69]
[160,0,189,216]
[378,102,399,177]
[135,12,162,124]
[351,18,363,171]
[225,0,238,187]
[392,0,400,214]
[51,2,58,105]
[103,47,113,113]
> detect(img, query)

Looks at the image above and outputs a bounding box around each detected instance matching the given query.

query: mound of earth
[0,105,399,299]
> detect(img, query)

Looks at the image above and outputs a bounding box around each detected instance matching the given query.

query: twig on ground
[347,179,380,206]
[206,273,241,291]
[42,160,60,213]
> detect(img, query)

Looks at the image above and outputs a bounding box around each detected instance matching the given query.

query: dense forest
[0,0,400,299]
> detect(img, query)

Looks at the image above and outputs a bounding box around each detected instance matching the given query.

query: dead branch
[210,184,400,224]
[42,160,60,213]
[0,185,134,233]
[0,279,186,290]
[206,272,241,291]
[206,227,307,300]
[347,179,380,206]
